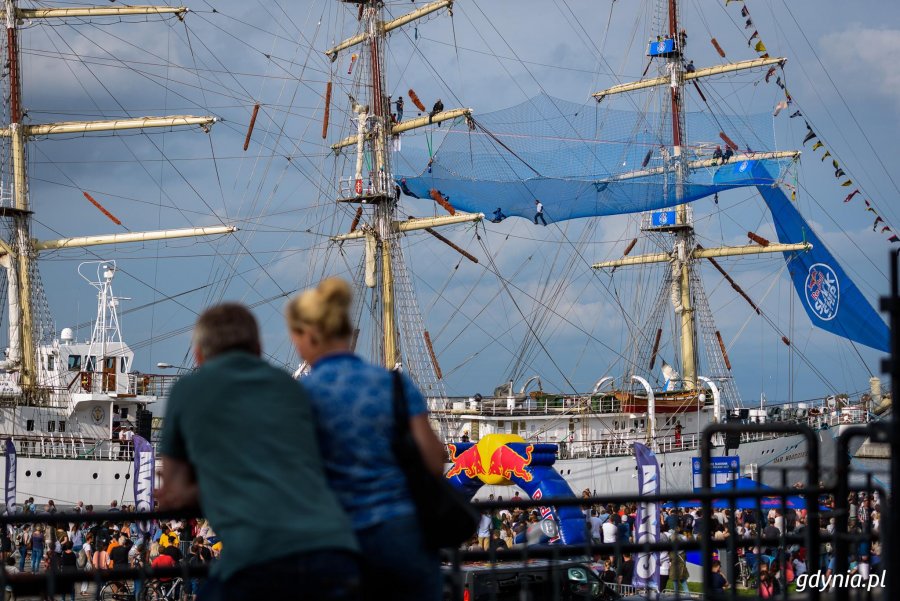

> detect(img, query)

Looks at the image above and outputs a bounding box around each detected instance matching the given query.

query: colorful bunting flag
[844,189,860,202]
[775,77,785,89]
[765,67,776,83]
[790,110,802,118]
[754,40,767,53]
[811,141,823,151]
[802,123,816,145]
[882,226,892,233]
[773,101,788,116]
[835,169,846,178]
[741,6,750,17]
[889,236,899,243]
[820,151,831,161]
[874,216,885,231]
[841,179,853,187]
[746,18,753,28]
[748,31,759,45]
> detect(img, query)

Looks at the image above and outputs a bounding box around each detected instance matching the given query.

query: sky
[14,0,900,405]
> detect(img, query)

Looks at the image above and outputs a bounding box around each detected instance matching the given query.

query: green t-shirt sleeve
[158,380,188,460]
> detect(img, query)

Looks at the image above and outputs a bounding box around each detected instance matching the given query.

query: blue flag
[757,183,889,352]
[633,443,661,591]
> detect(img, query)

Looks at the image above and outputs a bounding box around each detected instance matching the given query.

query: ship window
[120,357,128,373]
[58,421,65,433]
[104,357,116,371]
[25,420,34,431]
[498,420,504,427]
[47,356,55,372]
[67,355,81,371]
[85,356,96,372]
[47,421,55,432]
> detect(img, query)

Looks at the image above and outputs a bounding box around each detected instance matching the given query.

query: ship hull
[11,456,138,506]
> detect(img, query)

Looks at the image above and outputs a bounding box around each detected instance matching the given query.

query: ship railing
[65,371,179,398]
[433,395,622,415]
[10,435,136,461]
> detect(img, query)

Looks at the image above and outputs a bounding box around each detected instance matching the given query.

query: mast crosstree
[327,0,481,396]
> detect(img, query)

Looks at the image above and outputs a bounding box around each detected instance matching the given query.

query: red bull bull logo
[446,444,486,479]
[488,445,534,482]
[446,435,535,484]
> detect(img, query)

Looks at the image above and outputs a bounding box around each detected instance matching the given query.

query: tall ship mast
[325,0,479,403]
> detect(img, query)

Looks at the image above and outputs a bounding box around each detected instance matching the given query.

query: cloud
[821,26,900,111]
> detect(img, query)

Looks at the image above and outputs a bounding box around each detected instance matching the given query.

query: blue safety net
[398,94,794,223]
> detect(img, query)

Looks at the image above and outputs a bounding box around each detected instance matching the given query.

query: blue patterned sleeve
[401,372,427,417]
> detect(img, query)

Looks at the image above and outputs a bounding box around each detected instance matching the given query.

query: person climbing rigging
[533,199,547,226]
[721,146,734,164]
[685,60,696,73]
[395,95,404,122]
[491,208,507,223]
[429,99,444,124]
[712,145,723,164]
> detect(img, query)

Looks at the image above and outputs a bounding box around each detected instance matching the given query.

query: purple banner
[4,439,15,514]
[133,435,154,533]
[633,443,661,591]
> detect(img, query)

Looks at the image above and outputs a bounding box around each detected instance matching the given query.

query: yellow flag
[754,40,767,53]
[812,141,824,151]
[841,179,853,187]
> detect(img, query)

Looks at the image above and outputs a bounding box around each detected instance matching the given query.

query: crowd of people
[457,487,882,597]
[1,501,220,601]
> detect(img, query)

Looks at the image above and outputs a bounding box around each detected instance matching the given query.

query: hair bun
[319,277,352,308]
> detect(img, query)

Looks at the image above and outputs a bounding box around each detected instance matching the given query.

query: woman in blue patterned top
[287,277,446,601]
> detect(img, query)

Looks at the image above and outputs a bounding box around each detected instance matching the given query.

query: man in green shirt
[158,303,360,600]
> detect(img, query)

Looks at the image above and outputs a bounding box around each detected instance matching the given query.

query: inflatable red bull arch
[445,434,586,545]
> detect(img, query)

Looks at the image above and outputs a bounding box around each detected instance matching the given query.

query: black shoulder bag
[391,371,478,550]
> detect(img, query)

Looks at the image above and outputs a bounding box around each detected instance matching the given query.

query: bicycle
[98,580,137,601]
[142,577,184,601]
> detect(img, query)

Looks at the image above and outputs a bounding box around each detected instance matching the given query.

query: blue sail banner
[633,443,661,591]
[133,435,155,533]
[756,183,889,352]
[4,439,15,513]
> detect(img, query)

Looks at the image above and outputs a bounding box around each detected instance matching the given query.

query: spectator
[4,555,17,601]
[477,511,492,551]
[30,527,44,573]
[287,278,446,601]
[159,302,361,601]
[618,552,634,585]
[58,541,77,601]
[710,559,729,597]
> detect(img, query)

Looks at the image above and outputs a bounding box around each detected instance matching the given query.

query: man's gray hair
[194,303,261,359]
